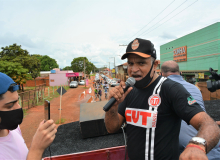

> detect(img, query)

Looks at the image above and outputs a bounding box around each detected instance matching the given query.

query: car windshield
[71,81,77,84]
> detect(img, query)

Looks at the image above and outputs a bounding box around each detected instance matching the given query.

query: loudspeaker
[79,101,109,138]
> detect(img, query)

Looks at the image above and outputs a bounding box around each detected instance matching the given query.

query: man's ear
[153,60,159,69]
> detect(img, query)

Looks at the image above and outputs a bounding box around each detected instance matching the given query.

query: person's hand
[179,146,208,160]
[108,81,133,107]
[30,119,57,153]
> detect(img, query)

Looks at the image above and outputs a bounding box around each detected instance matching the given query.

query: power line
[122,0,176,44]
[141,0,198,37]
[136,0,188,38]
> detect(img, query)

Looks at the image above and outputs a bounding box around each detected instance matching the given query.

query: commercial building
[49,68,84,86]
[160,22,220,83]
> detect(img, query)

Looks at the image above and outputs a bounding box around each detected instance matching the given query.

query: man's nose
[131,64,140,73]
[14,102,21,110]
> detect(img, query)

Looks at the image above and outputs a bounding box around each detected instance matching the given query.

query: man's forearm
[105,105,121,133]
[196,116,220,153]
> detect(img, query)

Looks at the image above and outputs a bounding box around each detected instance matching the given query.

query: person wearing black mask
[0,72,57,160]
[104,38,220,160]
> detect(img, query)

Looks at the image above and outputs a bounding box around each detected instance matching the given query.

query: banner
[173,46,187,62]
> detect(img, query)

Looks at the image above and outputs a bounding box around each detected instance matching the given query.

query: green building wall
[160,22,220,74]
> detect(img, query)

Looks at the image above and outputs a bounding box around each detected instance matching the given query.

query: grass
[20,86,70,108]
[23,109,28,117]
[55,118,66,124]
[37,86,70,106]
[83,87,89,89]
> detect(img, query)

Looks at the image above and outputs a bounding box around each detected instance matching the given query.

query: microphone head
[126,77,136,86]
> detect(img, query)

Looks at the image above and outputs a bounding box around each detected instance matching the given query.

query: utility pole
[110,57,116,78]
[109,62,110,77]
[114,57,116,78]
[84,58,86,88]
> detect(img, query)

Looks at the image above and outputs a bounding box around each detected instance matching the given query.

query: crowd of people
[93,78,109,101]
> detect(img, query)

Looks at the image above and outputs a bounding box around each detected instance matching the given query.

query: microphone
[103,77,136,112]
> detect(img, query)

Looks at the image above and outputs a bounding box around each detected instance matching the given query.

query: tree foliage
[0,43,41,90]
[39,55,59,71]
[62,66,72,71]
[0,61,31,85]
[70,57,97,74]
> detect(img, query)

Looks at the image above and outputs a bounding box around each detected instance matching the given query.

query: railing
[18,84,69,109]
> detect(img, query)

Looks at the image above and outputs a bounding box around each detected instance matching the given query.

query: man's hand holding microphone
[104,78,135,133]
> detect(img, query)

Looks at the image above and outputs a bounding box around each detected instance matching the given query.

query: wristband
[186,144,206,153]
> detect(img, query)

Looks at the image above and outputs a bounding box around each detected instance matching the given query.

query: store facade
[160,22,220,83]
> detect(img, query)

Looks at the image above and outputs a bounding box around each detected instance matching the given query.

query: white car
[107,79,113,84]
[78,80,85,85]
[69,81,78,88]
[110,81,119,87]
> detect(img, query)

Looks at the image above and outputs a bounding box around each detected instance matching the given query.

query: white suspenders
[145,77,167,160]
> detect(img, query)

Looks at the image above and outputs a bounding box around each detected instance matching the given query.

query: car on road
[79,80,85,85]
[107,79,112,84]
[69,81,78,88]
[110,81,119,87]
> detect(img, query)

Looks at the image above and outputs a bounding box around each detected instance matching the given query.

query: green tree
[40,55,59,71]
[62,66,72,71]
[0,44,41,91]
[0,61,31,87]
[0,43,29,59]
[70,57,97,74]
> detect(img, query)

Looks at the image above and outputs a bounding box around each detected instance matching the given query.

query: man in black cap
[104,38,220,160]
[0,72,57,160]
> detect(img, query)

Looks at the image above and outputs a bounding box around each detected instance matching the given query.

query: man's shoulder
[162,77,182,88]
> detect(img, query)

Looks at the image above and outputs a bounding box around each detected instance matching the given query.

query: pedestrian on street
[94,88,98,100]
[98,88,102,101]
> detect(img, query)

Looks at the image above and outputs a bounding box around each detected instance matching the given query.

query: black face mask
[0,108,23,130]
[134,60,155,89]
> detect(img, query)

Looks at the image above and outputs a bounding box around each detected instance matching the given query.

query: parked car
[69,81,78,88]
[78,80,85,85]
[110,81,119,87]
[107,79,112,84]
[116,79,121,83]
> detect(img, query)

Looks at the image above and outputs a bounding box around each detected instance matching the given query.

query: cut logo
[148,94,161,108]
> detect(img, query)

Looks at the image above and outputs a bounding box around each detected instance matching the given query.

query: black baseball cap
[121,38,157,60]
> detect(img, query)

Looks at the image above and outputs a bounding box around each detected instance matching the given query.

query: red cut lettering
[140,111,151,126]
[132,110,140,123]
[125,110,131,122]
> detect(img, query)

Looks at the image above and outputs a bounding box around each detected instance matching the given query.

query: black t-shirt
[118,76,204,160]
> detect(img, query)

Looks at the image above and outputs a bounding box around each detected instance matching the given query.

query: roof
[117,63,127,67]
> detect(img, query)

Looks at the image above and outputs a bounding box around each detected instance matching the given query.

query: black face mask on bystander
[0,108,23,130]
[134,60,155,89]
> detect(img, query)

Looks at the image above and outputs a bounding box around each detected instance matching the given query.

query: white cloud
[0,0,220,69]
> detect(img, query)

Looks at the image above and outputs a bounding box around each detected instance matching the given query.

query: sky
[0,0,220,69]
